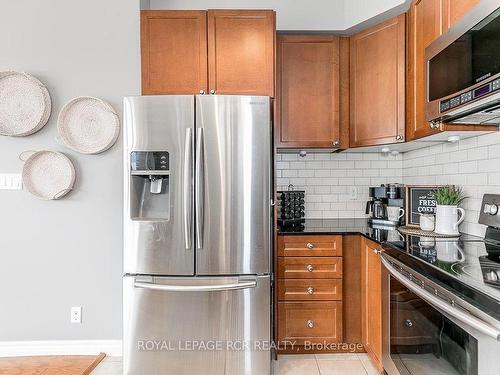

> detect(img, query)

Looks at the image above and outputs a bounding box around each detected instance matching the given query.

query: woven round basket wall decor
[20,150,76,200]
[0,71,51,136]
[57,96,119,154]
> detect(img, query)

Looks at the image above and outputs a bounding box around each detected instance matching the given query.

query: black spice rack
[277,185,305,232]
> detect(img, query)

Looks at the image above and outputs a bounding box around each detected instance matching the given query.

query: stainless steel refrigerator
[122,95,272,375]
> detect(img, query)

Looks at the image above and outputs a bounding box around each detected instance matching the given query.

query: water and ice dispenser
[129,151,170,220]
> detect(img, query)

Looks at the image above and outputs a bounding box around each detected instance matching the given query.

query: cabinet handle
[307,320,314,328]
[395,135,403,141]
[306,264,314,272]
[373,248,383,255]
[210,89,216,94]
[405,319,414,328]
[199,90,205,94]
[306,242,314,249]
[333,140,340,147]
[307,286,314,295]
[429,121,441,130]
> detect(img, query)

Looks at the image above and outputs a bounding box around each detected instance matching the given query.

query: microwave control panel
[440,77,500,113]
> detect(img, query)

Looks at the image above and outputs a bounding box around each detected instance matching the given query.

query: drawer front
[278,257,342,279]
[277,279,342,301]
[277,301,343,344]
[278,235,342,257]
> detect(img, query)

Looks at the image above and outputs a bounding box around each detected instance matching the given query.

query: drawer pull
[307,320,314,328]
[307,286,314,295]
[306,264,314,272]
[306,242,314,249]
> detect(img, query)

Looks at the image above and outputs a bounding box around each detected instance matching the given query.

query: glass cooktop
[383,232,500,319]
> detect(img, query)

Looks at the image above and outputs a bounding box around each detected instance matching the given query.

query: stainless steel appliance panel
[123,275,271,375]
[123,96,195,275]
[381,253,500,375]
[195,95,271,275]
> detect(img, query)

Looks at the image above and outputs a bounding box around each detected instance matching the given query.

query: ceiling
[144,0,412,32]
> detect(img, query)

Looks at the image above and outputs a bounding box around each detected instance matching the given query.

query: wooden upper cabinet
[141,11,208,95]
[406,0,443,141]
[207,10,275,96]
[350,15,406,148]
[442,0,480,31]
[361,239,383,372]
[276,35,344,149]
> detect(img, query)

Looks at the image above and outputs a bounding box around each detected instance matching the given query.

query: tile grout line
[315,356,322,375]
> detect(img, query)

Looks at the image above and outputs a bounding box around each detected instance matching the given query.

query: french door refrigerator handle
[134,280,257,292]
[183,128,193,250]
[195,127,204,249]
[380,254,500,342]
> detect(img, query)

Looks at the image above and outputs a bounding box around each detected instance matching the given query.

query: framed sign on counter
[405,185,444,226]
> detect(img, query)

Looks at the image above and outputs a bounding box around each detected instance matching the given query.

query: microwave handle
[380,254,500,342]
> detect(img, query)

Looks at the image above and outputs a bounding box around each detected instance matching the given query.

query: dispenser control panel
[130,151,169,173]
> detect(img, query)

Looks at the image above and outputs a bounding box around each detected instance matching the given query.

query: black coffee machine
[366,184,405,226]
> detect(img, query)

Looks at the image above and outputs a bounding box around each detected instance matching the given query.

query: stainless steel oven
[381,253,500,375]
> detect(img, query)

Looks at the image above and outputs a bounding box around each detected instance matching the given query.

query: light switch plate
[349,186,358,200]
[0,173,22,190]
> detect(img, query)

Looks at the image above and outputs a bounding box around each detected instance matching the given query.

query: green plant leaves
[431,185,468,206]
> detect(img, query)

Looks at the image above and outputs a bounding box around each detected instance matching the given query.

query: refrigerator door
[195,95,271,275]
[123,275,271,375]
[123,96,195,275]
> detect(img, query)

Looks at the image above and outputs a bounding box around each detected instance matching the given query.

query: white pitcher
[434,205,465,235]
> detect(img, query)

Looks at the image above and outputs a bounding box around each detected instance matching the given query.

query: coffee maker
[366,183,405,226]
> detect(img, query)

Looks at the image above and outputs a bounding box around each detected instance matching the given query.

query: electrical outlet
[0,173,22,190]
[71,306,82,324]
[349,186,358,200]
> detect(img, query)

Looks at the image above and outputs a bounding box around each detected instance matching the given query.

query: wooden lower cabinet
[276,235,344,353]
[278,302,343,345]
[277,279,342,301]
[277,235,342,257]
[277,257,343,279]
[361,238,384,372]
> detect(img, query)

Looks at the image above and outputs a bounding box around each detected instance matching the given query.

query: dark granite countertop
[277,218,402,244]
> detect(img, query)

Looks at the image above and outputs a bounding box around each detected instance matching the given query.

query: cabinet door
[361,239,383,372]
[207,10,275,96]
[350,15,406,147]
[276,35,340,148]
[406,0,443,141]
[442,0,480,31]
[141,11,208,95]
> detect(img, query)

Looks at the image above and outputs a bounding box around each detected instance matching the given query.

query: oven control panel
[479,194,500,228]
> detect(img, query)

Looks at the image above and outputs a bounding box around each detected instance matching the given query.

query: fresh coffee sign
[406,186,442,226]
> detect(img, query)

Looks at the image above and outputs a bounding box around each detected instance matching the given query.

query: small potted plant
[432,186,467,235]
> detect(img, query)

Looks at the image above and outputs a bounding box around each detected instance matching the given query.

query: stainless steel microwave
[426,0,500,125]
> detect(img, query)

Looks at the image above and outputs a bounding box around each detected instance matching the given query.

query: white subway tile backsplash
[276,133,499,234]
[403,133,500,237]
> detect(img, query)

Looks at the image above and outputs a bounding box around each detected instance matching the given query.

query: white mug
[419,214,435,231]
[387,206,404,222]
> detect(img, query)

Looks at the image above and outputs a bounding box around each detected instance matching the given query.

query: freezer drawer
[123,275,271,375]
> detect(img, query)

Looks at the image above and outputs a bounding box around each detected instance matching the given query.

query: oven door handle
[380,254,500,342]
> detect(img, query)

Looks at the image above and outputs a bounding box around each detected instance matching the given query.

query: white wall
[0,0,140,342]
[149,0,407,30]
